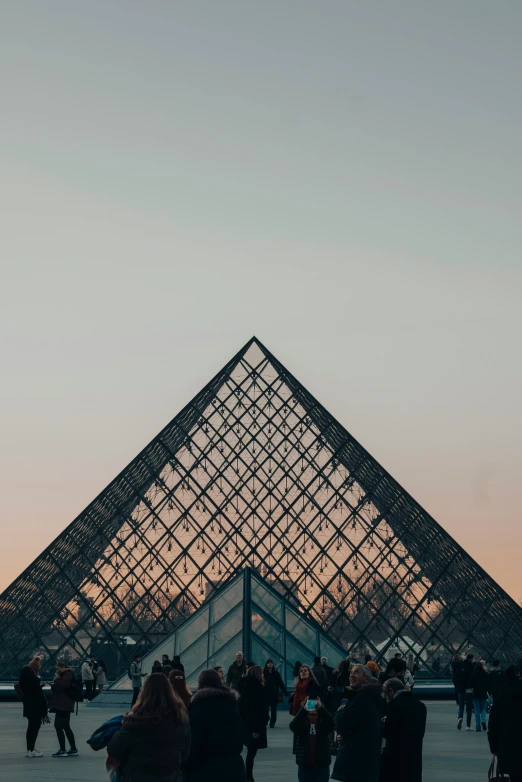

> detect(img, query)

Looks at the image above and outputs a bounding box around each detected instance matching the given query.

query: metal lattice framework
[1,337,521,680]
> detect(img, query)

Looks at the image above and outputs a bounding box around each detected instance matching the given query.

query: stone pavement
[0,701,492,781]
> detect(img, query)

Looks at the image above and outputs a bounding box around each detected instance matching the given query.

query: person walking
[241,665,268,782]
[312,657,329,698]
[96,659,107,694]
[227,651,247,690]
[331,664,384,782]
[469,660,490,731]
[291,665,322,716]
[168,668,192,709]
[451,654,462,704]
[454,653,474,731]
[81,657,95,701]
[380,678,426,782]
[185,668,246,782]
[130,654,146,707]
[488,659,506,703]
[488,665,522,782]
[19,657,49,758]
[108,672,190,782]
[290,695,335,782]
[263,659,287,728]
[48,661,78,758]
[172,655,184,673]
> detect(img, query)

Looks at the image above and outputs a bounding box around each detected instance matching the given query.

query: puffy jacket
[290,707,335,767]
[81,661,94,682]
[49,669,75,713]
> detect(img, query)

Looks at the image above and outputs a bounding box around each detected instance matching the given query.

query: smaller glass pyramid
[110,568,346,690]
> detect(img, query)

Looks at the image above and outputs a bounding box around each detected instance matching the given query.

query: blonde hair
[28,657,41,671]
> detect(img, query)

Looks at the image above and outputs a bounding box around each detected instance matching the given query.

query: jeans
[473,698,487,729]
[54,711,76,751]
[246,746,258,780]
[131,687,141,706]
[298,766,330,782]
[26,718,41,751]
[457,692,473,726]
[84,680,95,701]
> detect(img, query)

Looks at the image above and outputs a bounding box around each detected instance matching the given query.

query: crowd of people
[17,649,522,781]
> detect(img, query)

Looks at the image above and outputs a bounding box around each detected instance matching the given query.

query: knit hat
[366,661,380,676]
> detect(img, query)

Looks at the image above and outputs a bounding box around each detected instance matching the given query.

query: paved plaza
[0,701,492,781]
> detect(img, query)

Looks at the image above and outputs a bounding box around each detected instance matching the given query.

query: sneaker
[52,749,69,758]
[466,727,472,731]
[457,718,463,730]
[26,750,43,758]
[67,749,79,756]
[481,722,487,731]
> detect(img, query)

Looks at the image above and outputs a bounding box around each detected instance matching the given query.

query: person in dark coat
[227,651,247,690]
[185,668,245,782]
[240,665,269,782]
[469,660,490,731]
[451,654,461,704]
[380,678,426,782]
[263,659,288,728]
[488,667,522,782]
[172,655,185,674]
[321,657,335,686]
[312,657,329,698]
[107,672,190,782]
[332,664,384,782]
[19,657,49,757]
[290,696,335,782]
[488,660,506,702]
[291,665,322,716]
[48,662,78,757]
[454,653,474,731]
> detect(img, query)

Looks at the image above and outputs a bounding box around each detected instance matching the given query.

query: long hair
[292,660,302,677]
[263,659,275,676]
[198,668,228,690]
[130,672,185,724]
[298,664,317,683]
[247,665,264,684]
[168,668,192,708]
[28,657,41,672]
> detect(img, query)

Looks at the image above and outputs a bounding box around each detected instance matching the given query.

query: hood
[353,680,384,708]
[191,686,239,705]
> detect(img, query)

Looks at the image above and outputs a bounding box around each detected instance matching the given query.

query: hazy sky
[1,1,521,601]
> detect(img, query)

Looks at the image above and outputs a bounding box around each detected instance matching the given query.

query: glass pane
[286,663,296,690]
[251,577,282,624]
[251,637,284,673]
[251,609,283,655]
[210,605,243,655]
[177,606,209,654]
[209,633,243,671]
[319,638,345,670]
[212,577,244,623]
[285,635,314,672]
[286,608,317,653]
[183,634,209,678]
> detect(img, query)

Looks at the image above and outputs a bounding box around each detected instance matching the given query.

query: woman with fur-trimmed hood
[184,668,246,782]
[107,672,190,782]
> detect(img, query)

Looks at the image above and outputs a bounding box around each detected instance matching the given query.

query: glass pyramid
[1,337,521,681]
[111,568,346,690]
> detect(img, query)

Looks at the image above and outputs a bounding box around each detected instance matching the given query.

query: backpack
[69,676,84,703]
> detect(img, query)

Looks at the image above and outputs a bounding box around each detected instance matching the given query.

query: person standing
[469,660,490,731]
[107,672,190,782]
[454,653,474,731]
[488,660,506,703]
[48,661,78,758]
[263,659,287,728]
[291,666,322,716]
[241,665,268,782]
[81,657,95,701]
[168,668,192,709]
[488,665,522,782]
[19,657,49,758]
[312,657,329,698]
[226,651,247,690]
[321,657,335,686]
[130,654,146,707]
[162,654,172,669]
[96,659,107,694]
[331,664,383,782]
[451,654,462,704]
[290,695,335,782]
[172,655,184,673]
[293,660,303,683]
[185,668,246,782]
[380,678,427,782]
[213,665,225,683]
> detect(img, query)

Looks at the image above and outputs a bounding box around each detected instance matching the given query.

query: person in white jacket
[81,658,95,701]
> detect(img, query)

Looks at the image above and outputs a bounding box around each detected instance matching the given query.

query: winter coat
[87,715,123,751]
[332,681,384,782]
[49,669,75,713]
[290,678,322,715]
[311,664,329,695]
[263,668,287,705]
[379,691,427,782]
[82,660,94,682]
[488,679,522,776]
[453,660,474,693]
[19,666,48,721]
[290,707,335,767]
[172,658,185,673]
[107,709,190,782]
[184,686,245,782]
[469,667,490,699]
[240,676,268,750]
[322,664,335,686]
[226,660,247,689]
[130,661,143,689]
[488,667,506,699]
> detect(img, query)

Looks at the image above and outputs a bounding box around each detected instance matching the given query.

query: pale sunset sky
[0,2,521,601]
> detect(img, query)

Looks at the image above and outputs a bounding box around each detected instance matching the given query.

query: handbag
[488,756,507,780]
[277,692,284,704]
